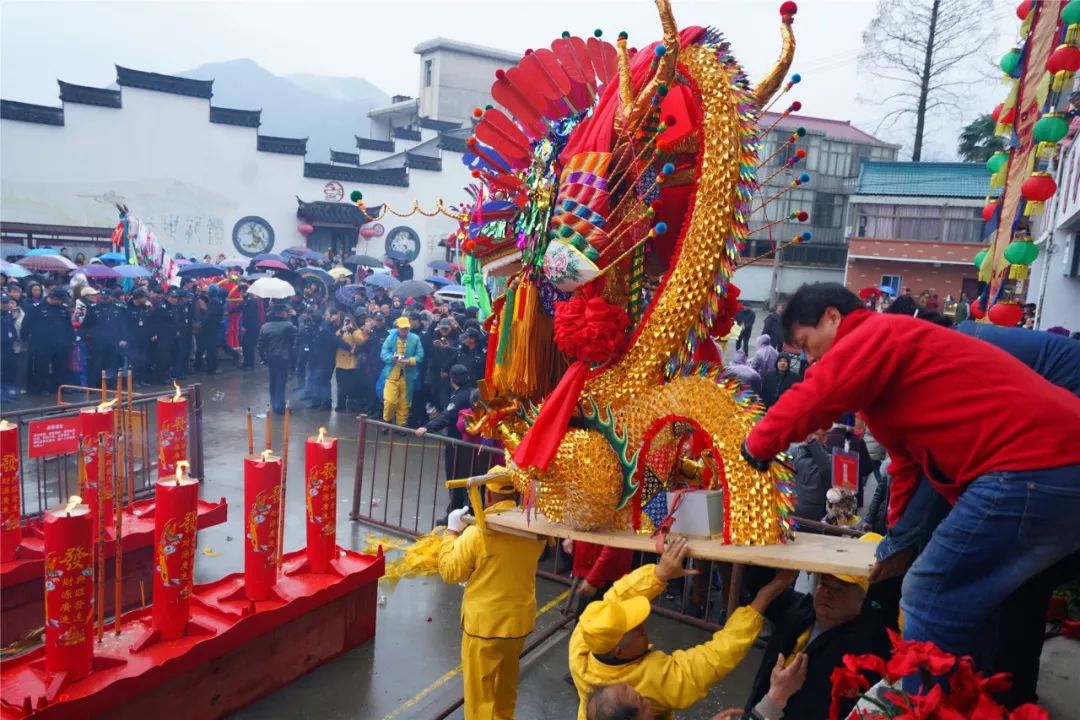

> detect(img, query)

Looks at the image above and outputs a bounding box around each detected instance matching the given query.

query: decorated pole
[278,402,291,569]
[1,419,21,562]
[305,427,338,573]
[156,382,188,479]
[79,402,116,537]
[95,434,106,642]
[244,450,282,600]
[151,461,199,640]
[43,496,94,680]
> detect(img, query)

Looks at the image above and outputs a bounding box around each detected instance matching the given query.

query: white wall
[1031,134,1080,331]
[733,263,845,304]
[1,87,471,270]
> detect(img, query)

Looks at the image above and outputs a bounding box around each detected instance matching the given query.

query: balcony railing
[739,238,848,268]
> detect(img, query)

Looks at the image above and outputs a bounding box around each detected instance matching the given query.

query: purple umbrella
[335,284,367,306]
[78,264,120,280]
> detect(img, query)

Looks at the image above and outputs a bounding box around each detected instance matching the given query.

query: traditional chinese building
[845,161,990,302]
[0,39,518,268]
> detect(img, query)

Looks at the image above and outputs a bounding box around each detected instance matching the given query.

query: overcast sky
[2,0,1020,160]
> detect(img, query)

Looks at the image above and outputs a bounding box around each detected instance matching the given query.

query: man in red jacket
[567,541,634,614]
[740,283,1080,678]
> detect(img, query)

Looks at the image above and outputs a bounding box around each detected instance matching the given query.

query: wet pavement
[111,366,1079,719]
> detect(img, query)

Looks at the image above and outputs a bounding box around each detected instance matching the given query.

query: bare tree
[860,0,995,161]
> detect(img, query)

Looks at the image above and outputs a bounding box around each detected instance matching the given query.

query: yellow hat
[486,477,516,494]
[394,316,411,329]
[578,596,652,655]
[830,532,883,593]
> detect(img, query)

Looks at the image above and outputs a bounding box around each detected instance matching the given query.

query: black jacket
[309,321,340,373]
[761,368,799,407]
[735,307,755,334]
[257,319,297,363]
[792,441,831,522]
[150,300,178,340]
[426,385,473,438]
[452,343,485,385]
[201,297,224,339]
[762,311,783,349]
[427,330,461,378]
[745,584,899,720]
[25,302,73,350]
[127,301,153,343]
[241,297,262,335]
[83,301,130,347]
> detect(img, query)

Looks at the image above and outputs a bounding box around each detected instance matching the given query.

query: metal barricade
[2,383,204,519]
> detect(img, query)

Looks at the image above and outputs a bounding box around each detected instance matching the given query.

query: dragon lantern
[460,0,800,544]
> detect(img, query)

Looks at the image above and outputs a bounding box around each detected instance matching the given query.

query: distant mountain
[175,59,391,160]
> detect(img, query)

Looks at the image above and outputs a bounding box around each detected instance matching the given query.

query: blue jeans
[900,464,1080,686]
[267,357,289,413]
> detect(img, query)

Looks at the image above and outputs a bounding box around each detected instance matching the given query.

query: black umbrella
[176,262,226,279]
[344,254,383,268]
[428,259,456,271]
[392,279,434,299]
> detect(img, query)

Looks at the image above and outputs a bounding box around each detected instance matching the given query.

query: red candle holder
[150,469,199,640]
[304,431,339,574]
[156,393,188,479]
[1,419,21,562]
[43,501,94,680]
[79,406,115,536]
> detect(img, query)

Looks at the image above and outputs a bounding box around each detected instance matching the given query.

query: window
[812,192,844,229]
[881,275,902,295]
[424,60,433,88]
[854,204,985,242]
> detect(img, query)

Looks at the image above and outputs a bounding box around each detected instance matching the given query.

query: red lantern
[981,202,998,222]
[992,103,1016,124]
[970,298,986,319]
[297,223,314,236]
[1017,0,1030,20]
[988,301,1024,327]
[1047,44,1080,74]
[1021,172,1057,202]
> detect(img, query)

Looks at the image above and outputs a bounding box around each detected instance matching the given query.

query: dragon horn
[753,5,797,108]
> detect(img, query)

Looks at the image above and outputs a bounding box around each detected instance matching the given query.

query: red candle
[304,429,338,573]
[151,465,199,640]
[43,499,94,679]
[156,389,188,479]
[1,420,21,562]
[79,406,115,536]
[244,453,282,600]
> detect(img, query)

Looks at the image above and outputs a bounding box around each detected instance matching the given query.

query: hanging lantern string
[758,159,806,189]
[755,130,805,170]
[359,199,467,222]
[749,214,804,237]
[760,100,802,137]
[753,182,804,214]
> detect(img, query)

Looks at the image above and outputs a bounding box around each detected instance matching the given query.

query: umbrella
[328,266,353,280]
[363,273,400,290]
[335,284,367,306]
[247,277,296,299]
[298,267,333,284]
[17,254,77,272]
[219,257,249,268]
[283,246,324,261]
[878,285,898,296]
[243,272,269,281]
[77,264,120,280]
[1,244,28,258]
[97,252,126,263]
[177,262,225,279]
[174,258,192,266]
[344,254,383,268]
[282,245,309,255]
[253,253,286,263]
[114,264,152,279]
[0,259,31,278]
[425,275,453,287]
[392,279,434,299]
[25,247,61,257]
[434,284,467,298]
[385,249,410,262]
[857,286,881,301]
[256,259,290,271]
[428,259,456,272]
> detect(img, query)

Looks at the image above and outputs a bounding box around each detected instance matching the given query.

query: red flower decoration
[709,284,742,339]
[886,629,957,679]
[553,294,630,363]
[1010,704,1050,720]
[829,666,870,720]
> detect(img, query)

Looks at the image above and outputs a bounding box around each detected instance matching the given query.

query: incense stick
[265,404,272,452]
[113,385,123,635]
[96,433,106,642]
[246,407,254,456]
[278,402,291,570]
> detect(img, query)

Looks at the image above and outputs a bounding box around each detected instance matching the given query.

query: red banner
[27,418,80,459]
[831,448,860,493]
[43,504,95,680]
[1,422,21,562]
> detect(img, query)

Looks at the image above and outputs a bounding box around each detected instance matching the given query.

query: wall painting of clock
[384,225,420,262]
[232,216,275,257]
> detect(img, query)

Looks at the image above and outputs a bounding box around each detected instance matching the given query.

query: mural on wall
[232,216,275,257]
[385,225,420,262]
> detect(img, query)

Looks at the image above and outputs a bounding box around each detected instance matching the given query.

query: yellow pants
[461,634,525,720]
[382,373,409,425]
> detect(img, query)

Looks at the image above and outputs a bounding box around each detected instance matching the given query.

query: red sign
[831,448,860,493]
[27,418,81,458]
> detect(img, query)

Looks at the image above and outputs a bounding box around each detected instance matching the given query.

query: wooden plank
[484,509,876,578]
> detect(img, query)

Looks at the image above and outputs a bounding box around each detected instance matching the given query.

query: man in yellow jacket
[438,477,546,720]
[570,536,795,720]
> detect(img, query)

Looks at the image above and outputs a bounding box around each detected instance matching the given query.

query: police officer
[127,289,153,387]
[240,285,262,370]
[200,284,225,374]
[84,288,130,383]
[150,288,180,384]
[1,293,18,401]
[25,287,74,394]
[175,287,194,378]
[453,328,486,385]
